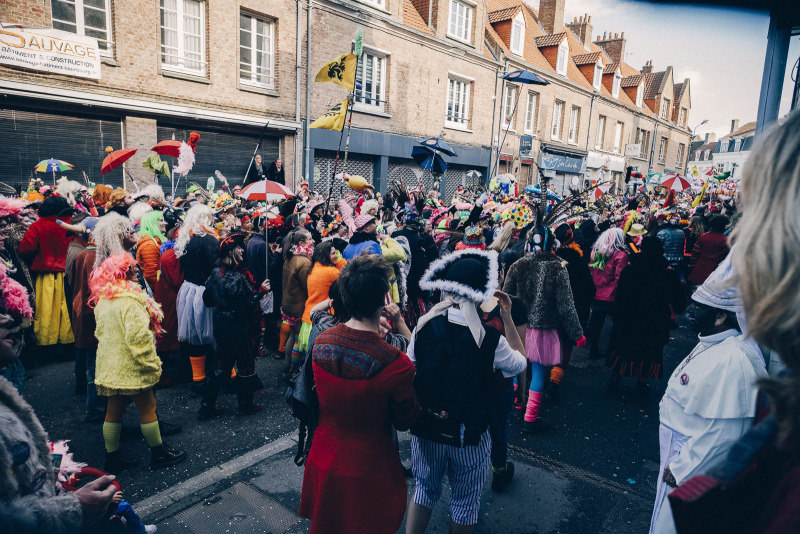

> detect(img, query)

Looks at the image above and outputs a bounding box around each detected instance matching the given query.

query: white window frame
[718,142,726,153]
[660,97,670,119]
[551,100,564,140]
[510,12,525,56]
[734,138,741,152]
[160,0,207,76]
[567,106,579,144]
[556,40,569,76]
[677,143,685,167]
[445,75,472,129]
[524,91,538,134]
[239,13,275,90]
[355,0,386,9]
[354,47,388,112]
[678,106,686,127]
[51,0,114,56]
[592,61,603,91]
[635,82,643,107]
[595,115,606,150]
[658,136,668,162]
[612,72,621,98]
[502,84,517,129]
[447,0,474,44]
[613,121,623,153]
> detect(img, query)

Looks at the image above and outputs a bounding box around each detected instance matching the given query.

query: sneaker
[104,450,139,473]
[150,442,186,469]
[197,405,224,421]
[236,403,264,416]
[522,419,549,434]
[491,462,515,493]
[145,526,157,534]
[544,381,560,403]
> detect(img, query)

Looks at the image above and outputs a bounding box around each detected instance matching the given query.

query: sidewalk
[140,431,658,534]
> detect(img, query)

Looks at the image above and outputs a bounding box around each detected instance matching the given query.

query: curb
[134,432,298,521]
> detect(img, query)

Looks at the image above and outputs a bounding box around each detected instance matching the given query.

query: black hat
[219,233,247,256]
[419,249,499,302]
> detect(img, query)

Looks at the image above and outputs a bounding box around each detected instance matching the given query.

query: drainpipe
[583,93,596,186]
[304,0,312,185]
[295,0,302,188]
[489,59,509,178]
[428,0,433,29]
[487,61,502,180]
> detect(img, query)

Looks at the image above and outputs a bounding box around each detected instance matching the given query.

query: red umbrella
[151,140,182,157]
[660,173,692,192]
[591,183,612,200]
[237,180,294,202]
[101,148,137,175]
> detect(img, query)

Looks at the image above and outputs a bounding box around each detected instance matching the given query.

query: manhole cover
[161,482,300,534]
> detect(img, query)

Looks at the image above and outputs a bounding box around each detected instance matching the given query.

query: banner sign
[519,135,533,157]
[0,24,101,79]
[624,143,641,157]
[539,151,584,173]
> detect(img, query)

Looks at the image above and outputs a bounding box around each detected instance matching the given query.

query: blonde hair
[488,221,515,253]
[732,110,800,441]
[93,212,134,267]
[175,204,214,257]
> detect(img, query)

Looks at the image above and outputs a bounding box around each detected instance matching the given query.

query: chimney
[594,31,626,64]
[640,59,653,75]
[566,12,593,45]
[730,119,740,133]
[704,132,717,144]
[539,0,565,34]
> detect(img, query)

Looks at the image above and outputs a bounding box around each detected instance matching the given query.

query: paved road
[23,315,698,531]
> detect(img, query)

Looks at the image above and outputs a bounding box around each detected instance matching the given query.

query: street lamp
[686,119,709,174]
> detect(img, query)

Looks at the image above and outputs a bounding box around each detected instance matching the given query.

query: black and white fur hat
[419,249,499,303]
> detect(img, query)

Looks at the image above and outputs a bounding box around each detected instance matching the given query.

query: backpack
[410,314,499,447]
[284,351,318,466]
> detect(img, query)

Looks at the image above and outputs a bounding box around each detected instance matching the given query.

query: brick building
[0,0,301,191]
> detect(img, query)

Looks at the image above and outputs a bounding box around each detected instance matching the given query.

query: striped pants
[410,432,491,526]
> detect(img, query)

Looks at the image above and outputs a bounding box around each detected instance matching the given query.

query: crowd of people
[1,110,800,533]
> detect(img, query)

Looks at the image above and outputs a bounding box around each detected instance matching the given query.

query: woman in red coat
[687,215,730,286]
[153,226,184,384]
[299,254,420,534]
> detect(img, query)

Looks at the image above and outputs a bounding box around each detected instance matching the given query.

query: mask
[686,303,718,335]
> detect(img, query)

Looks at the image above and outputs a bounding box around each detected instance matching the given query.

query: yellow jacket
[94,293,162,395]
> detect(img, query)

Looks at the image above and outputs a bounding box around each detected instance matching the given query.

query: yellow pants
[33,272,74,346]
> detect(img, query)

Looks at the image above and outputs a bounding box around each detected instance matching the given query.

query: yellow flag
[691,179,709,207]
[310,98,349,131]
[692,166,698,177]
[315,54,357,91]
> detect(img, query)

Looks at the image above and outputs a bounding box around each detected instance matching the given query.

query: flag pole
[326,94,353,213]
[339,95,355,195]
[493,83,522,177]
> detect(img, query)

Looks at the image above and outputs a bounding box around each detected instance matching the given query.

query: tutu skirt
[525,328,562,366]
[177,281,214,345]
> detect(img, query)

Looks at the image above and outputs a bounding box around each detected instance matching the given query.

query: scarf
[415,293,486,347]
[292,243,314,257]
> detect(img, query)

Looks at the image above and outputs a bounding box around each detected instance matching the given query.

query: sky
[527,0,799,140]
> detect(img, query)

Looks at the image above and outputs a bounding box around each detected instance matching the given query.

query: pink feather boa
[0,262,33,319]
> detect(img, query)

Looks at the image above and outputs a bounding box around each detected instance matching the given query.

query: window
[568,106,579,144]
[358,0,385,7]
[658,137,668,162]
[448,0,473,43]
[676,143,685,167]
[502,84,517,128]
[445,77,471,127]
[551,100,564,140]
[635,128,651,159]
[510,12,525,56]
[161,0,206,76]
[556,40,568,76]
[718,142,726,153]
[678,106,687,127]
[734,138,741,152]
[524,91,539,134]
[716,162,724,172]
[595,115,607,150]
[612,72,621,99]
[704,149,710,160]
[592,61,603,91]
[635,83,643,107]
[354,49,387,111]
[613,121,624,153]
[51,0,113,55]
[239,13,275,89]
[660,98,670,119]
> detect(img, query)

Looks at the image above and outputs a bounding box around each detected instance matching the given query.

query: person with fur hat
[405,249,526,533]
[197,233,270,419]
[503,225,586,433]
[648,256,766,534]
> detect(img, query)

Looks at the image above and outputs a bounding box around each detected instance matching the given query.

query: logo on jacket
[680,373,689,385]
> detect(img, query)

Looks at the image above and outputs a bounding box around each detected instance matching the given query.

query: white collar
[697,329,740,344]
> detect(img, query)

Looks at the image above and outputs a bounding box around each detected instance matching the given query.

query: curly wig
[92,184,113,207]
[106,188,128,209]
[175,204,215,257]
[127,201,153,224]
[92,212,134,267]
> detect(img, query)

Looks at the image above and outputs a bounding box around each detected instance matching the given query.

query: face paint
[331,249,342,263]
[686,303,718,335]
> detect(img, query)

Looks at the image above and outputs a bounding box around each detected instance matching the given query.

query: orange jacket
[136,236,162,288]
[301,259,346,323]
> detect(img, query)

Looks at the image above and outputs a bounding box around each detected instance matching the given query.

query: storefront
[538,143,587,196]
[586,151,626,191]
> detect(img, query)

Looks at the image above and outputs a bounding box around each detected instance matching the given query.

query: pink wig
[88,253,137,307]
[0,196,28,219]
[0,262,34,319]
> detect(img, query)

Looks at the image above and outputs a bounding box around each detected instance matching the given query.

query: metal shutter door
[0,108,123,191]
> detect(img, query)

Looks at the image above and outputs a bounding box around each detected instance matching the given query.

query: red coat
[300,330,416,534]
[590,249,629,302]
[688,232,729,285]
[17,216,71,272]
[154,247,183,352]
[70,248,97,350]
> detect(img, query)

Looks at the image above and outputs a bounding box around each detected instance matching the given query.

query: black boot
[157,418,183,436]
[544,381,560,403]
[150,442,186,469]
[104,450,139,472]
[491,462,515,493]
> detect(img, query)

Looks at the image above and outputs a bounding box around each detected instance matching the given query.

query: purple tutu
[525,328,562,366]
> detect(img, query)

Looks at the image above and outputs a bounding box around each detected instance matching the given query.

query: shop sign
[539,152,583,173]
[519,135,533,157]
[0,24,101,79]
[586,151,626,172]
[624,143,641,157]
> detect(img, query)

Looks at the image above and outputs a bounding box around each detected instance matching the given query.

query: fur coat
[0,377,83,533]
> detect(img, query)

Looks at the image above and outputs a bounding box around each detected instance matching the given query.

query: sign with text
[0,24,101,79]
[519,135,533,157]
[624,143,641,157]
[539,151,584,173]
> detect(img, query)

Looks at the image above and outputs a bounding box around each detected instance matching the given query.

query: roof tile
[720,121,756,138]
[644,71,665,100]
[402,0,434,36]
[603,62,619,74]
[535,32,566,48]
[488,6,520,23]
[572,51,602,65]
[621,74,643,87]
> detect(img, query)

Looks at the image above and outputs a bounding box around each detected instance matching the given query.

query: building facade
[714,120,755,180]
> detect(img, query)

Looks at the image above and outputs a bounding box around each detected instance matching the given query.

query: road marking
[134,432,297,520]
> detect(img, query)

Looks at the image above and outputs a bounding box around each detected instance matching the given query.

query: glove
[575,335,587,348]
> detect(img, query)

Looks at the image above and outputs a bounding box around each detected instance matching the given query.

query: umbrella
[151,140,182,157]
[101,148,137,175]
[35,159,73,173]
[523,184,562,201]
[660,173,692,192]
[412,145,448,174]
[499,69,550,86]
[465,169,482,181]
[237,179,294,202]
[591,183,612,200]
[417,136,457,157]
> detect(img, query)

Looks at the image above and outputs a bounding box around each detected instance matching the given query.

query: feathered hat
[419,249,499,303]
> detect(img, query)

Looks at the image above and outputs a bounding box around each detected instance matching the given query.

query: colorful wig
[589,228,626,270]
[138,210,167,242]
